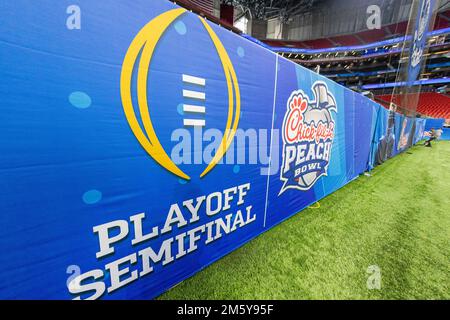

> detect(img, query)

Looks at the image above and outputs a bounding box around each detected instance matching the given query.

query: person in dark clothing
[424,129,437,147]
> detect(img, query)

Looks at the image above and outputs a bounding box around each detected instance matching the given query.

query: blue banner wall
[369,105,389,170]
[0,0,425,299]
[264,59,379,229]
[425,118,445,131]
[425,118,450,140]
[443,129,450,140]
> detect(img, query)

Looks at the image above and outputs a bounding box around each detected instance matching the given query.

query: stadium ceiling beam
[438,13,450,22]
[226,0,319,21]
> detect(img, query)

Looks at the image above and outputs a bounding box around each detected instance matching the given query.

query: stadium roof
[230,0,319,20]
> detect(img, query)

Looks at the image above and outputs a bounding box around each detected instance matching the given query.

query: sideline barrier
[442,129,450,140]
[425,118,450,140]
[425,118,446,130]
[0,1,424,299]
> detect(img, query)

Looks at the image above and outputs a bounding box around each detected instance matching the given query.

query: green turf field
[159,141,450,300]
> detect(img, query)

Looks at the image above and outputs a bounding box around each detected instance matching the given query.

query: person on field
[424,128,437,147]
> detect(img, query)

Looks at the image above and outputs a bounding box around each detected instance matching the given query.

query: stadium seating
[376,93,450,119]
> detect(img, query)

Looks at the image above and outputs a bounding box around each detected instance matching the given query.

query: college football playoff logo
[120,8,240,181]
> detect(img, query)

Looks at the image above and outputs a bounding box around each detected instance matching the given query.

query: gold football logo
[120,8,240,180]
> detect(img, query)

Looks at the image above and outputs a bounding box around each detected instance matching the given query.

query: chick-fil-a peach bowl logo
[279,81,337,194]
